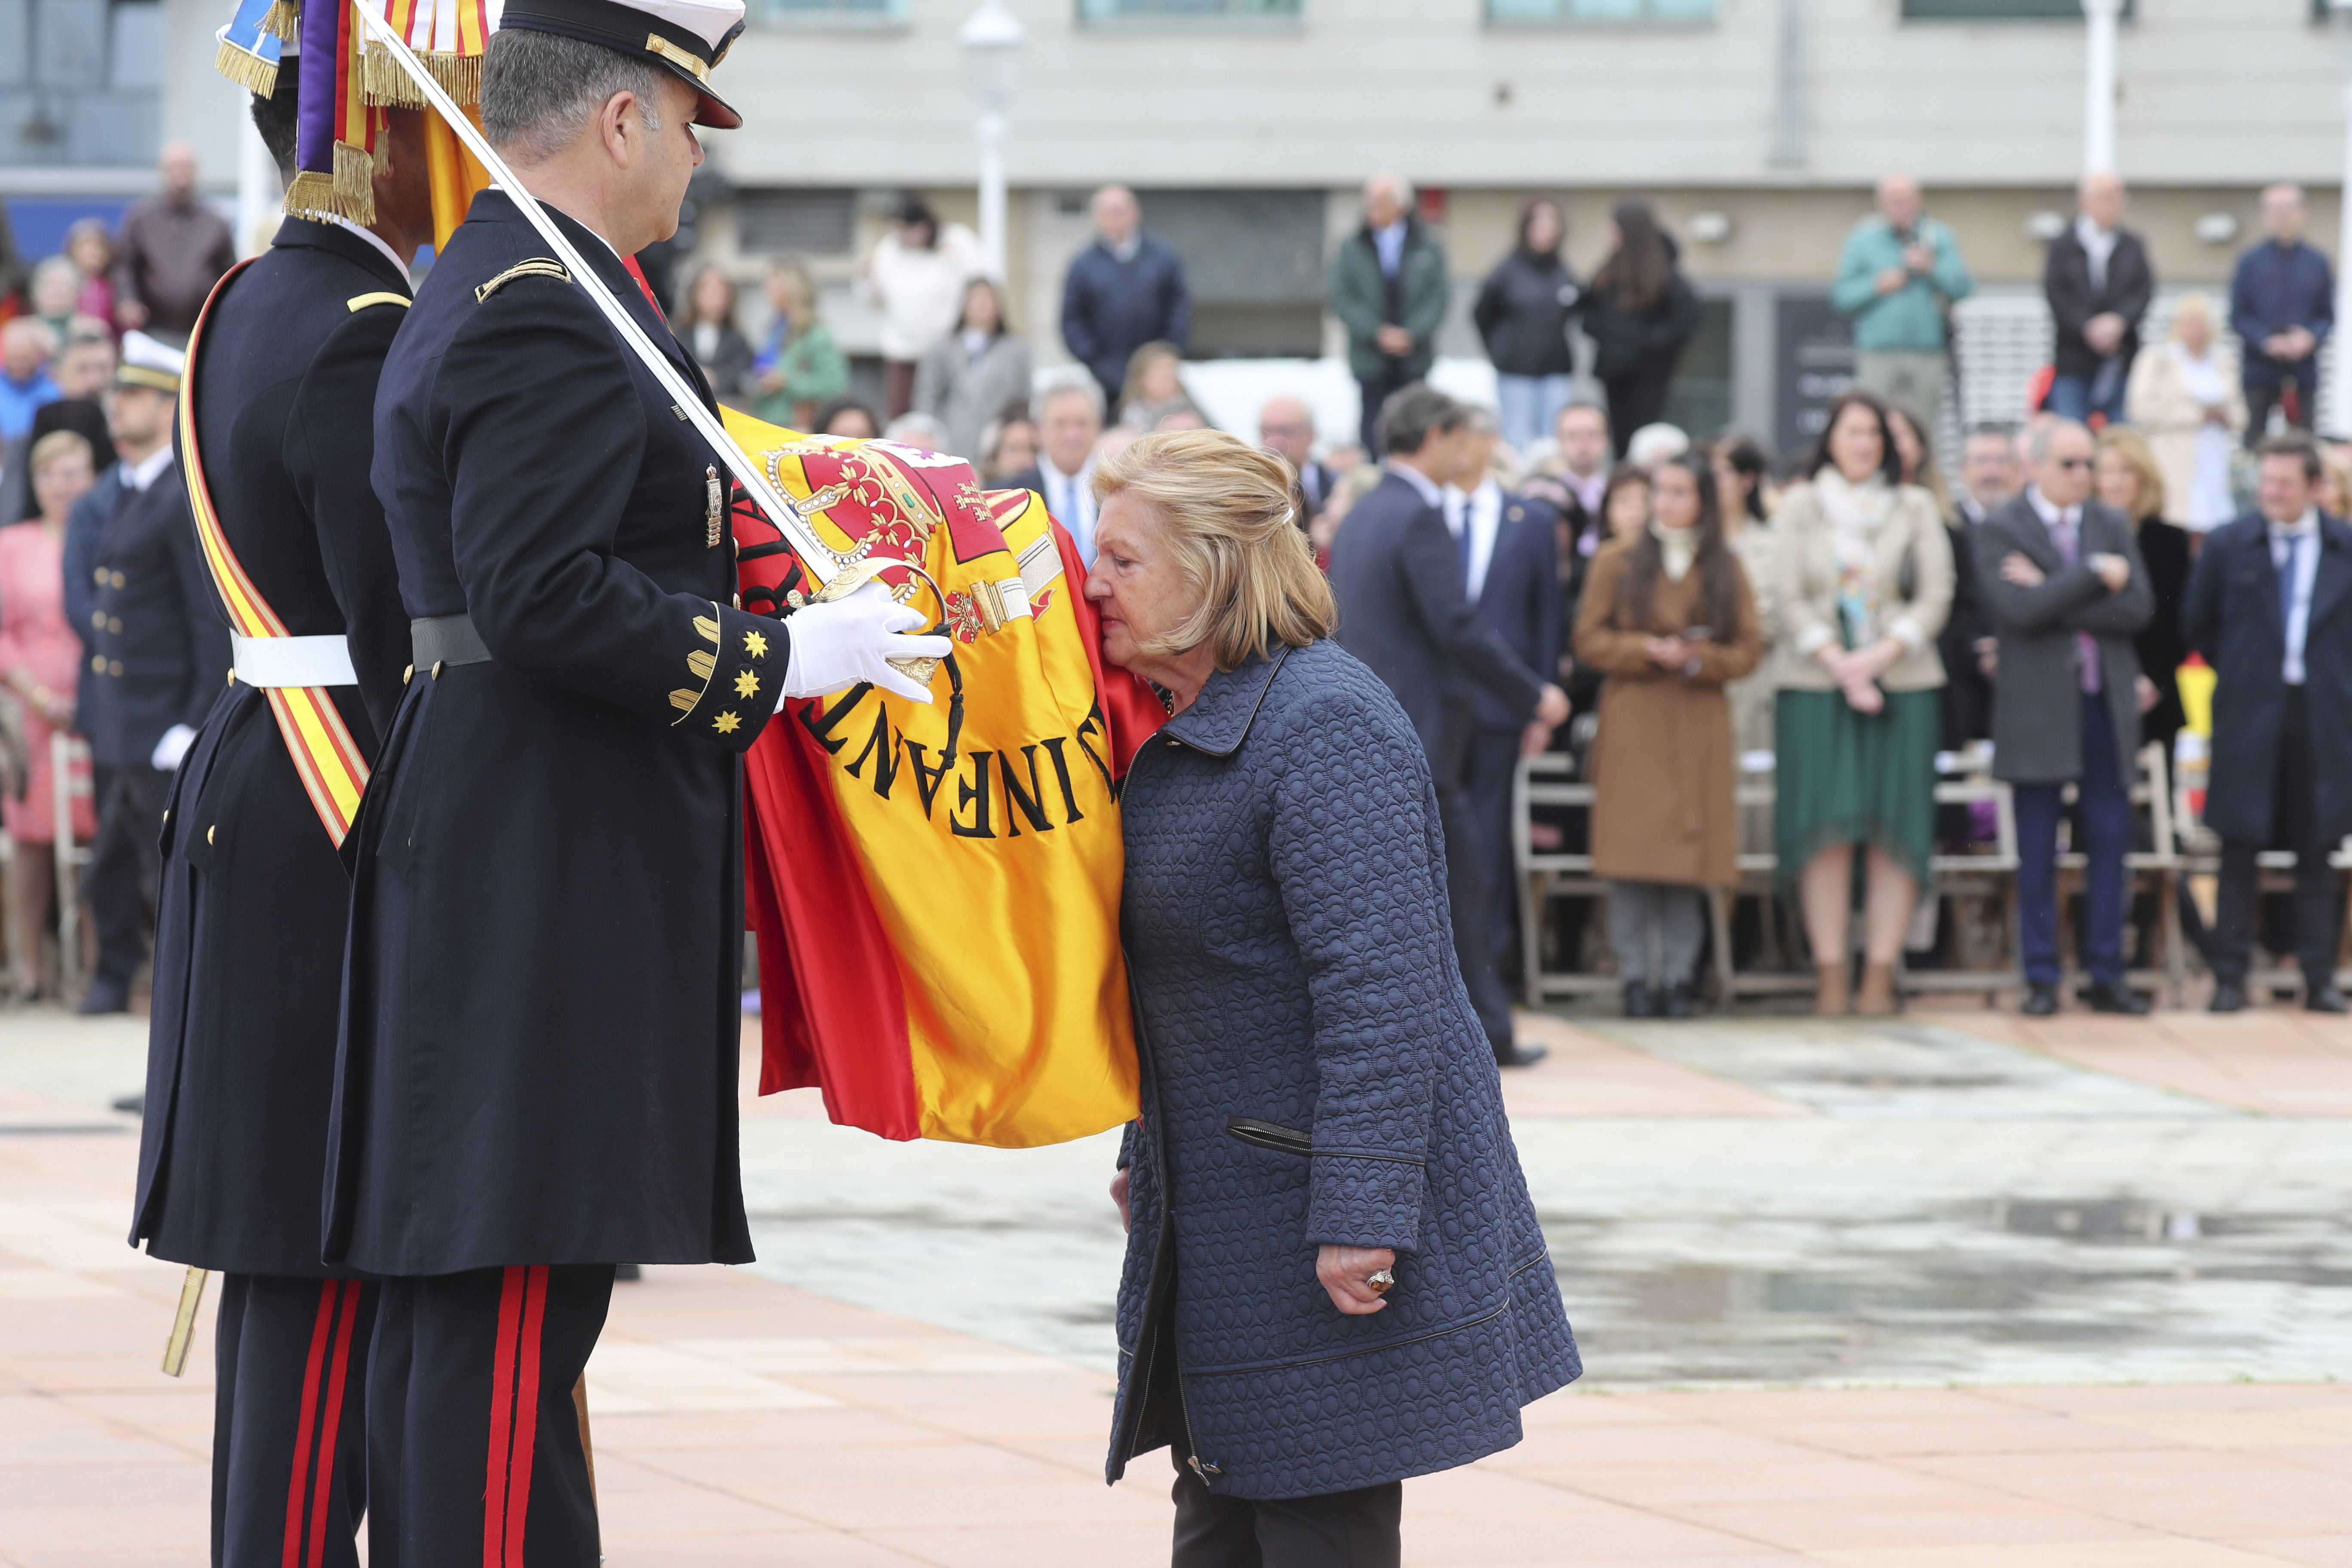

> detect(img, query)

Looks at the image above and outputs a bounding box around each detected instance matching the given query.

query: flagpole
[350,2,839,585]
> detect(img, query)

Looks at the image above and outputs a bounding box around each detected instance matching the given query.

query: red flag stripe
[281,1282,338,1568]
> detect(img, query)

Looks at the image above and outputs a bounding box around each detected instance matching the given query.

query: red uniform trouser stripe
[304,1283,362,1568]
[280,1281,344,1568]
[482,1265,550,1568]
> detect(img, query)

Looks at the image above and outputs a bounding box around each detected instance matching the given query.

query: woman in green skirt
[1772,391,1953,1015]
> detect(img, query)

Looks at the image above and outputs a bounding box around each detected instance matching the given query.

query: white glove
[151,723,196,772]
[778,582,952,705]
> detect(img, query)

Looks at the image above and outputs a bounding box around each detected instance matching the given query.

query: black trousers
[1465,726,1526,989]
[84,761,171,986]
[2245,368,2318,447]
[367,1265,614,1568]
[1172,1449,1401,1568]
[2214,689,2340,987]
[1357,363,1409,455]
[213,1274,375,1568]
[1436,772,1516,1060]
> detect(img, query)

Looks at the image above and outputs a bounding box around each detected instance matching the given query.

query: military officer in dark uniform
[126,47,434,1566]
[337,6,945,1557]
[77,331,230,1015]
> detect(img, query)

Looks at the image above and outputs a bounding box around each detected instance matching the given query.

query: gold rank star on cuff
[714,711,741,735]
[733,669,760,699]
[744,630,769,660]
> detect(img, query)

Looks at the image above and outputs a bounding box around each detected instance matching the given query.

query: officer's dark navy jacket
[129,217,417,1278]
[327,188,785,1274]
[77,460,228,769]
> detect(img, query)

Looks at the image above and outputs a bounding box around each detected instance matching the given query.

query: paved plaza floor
[3,1000,2347,1565]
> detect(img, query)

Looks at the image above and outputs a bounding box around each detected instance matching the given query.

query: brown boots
[1816,962,1901,1016]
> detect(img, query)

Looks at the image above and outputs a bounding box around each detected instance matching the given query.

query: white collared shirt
[2025,484,2082,541]
[1106,232,1142,264]
[2075,214,2119,294]
[2271,506,2321,685]
[122,445,174,493]
[322,214,414,282]
[1040,453,1099,563]
[1442,478,1504,601]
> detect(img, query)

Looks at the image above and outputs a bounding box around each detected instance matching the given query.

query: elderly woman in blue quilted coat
[1086,429,1580,1567]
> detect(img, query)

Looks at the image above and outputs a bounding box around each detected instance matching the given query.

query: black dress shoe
[76,976,129,1016]
[2306,985,2350,1014]
[110,1093,144,1116]
[1623,981,1656,1019]
[1494,1042,1549,1069]
[1661,980,1695,1018]
[2209,982,2248,1014]
[2021,983,2059,1017]
[2082,981,2151,1016]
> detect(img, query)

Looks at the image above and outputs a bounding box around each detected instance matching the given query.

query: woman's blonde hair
[1092,430,1336,670]
[28,429,94,480]
[2168,292,2215,340]
[2096,425,2167,525]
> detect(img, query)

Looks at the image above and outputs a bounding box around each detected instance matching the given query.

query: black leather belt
[410,613,491,669]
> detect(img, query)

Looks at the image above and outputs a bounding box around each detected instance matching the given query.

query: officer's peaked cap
[497,0,747,130]
[118,331,185,395]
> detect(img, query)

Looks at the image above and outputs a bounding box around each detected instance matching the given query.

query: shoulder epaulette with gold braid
[347,291,411,312]
[475,260,572,303]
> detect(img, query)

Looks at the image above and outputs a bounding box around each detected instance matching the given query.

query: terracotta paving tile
[1946,1011,2352,1116]
[781,1479,1166,1533]
[632,1435,1089,1498]
[1496,1420,1831,1470]
[860,1521,1167,1568]
[1503,1014,1811,1119]
[1810,1542,2297,1567]
[2223,1539,2352,1568]
[1727,1414,2182,1458]
[1896,1449,2352,1537]
[1672,1498,2159,1553]
[593,1405,940,1454]
[1531,1455,2009,1510]
[1980,1384,2352,1416]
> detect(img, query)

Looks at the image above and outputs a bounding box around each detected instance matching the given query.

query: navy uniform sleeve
[63,487,104,652]
[436,276,780,752]
[165,484,232,726]
[285,300,419,739]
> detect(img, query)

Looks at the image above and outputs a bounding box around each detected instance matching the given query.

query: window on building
[753,0,906,24]
[1078,0,1302,21]
[736,189,859,256]
[1899,0,2132,17]
[1487,0,1716,23]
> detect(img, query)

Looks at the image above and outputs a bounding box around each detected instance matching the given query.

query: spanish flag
[727,409,1163,1148]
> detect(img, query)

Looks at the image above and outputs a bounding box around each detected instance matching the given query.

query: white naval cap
[117,330,187,395]
[496,0,747,129]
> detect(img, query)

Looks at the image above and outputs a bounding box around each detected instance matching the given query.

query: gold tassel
[362,44,482,107]
[259,0,299,40]
[282,169,339,221]
[332,139,377,224]
[213,37,279,97]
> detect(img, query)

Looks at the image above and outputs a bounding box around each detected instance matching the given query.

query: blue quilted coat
[1107,638,1579,1501]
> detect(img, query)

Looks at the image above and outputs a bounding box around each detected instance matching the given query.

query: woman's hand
[2000,551,2046,588]
[1109,1168,1131,1234]
[2136,674,2160,715]
[1643,635,1689,670]
[1830,637,1902,688]
[1317,1245,1394,1316]
[1840,674,1886,715]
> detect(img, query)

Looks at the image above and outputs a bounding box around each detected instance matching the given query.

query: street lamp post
[2081,0,2121,175]
[959,1,1024,281]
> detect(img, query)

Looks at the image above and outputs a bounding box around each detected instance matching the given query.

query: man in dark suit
[1449,409,1563,995]
[123,61,431,1562]
[1329,384,1570,1067]
[2044,172,2153,427]
[1059,185,1190,417]
[1259,393,1338,517]
[1939,422,2020,753]
[2183,434,2352,1012]
[76,331,229,1016]
[2230,184,2335,444]
[341,12,948,1556]
[1979,418,2154,1016]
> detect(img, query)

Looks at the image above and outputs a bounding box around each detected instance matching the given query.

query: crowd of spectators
[0,143,237,1004]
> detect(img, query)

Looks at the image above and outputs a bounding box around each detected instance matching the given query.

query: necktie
[2054,510,2101,695]
[1455,511,1473,593]
[2278,533,2299,634]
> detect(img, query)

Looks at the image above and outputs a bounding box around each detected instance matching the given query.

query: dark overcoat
[1975,494,2153,786]
[2182,511,2352,845]
[1108,639,1579,1501]
[130,220,416,1277]
[326,190,782,1275]
[1471,493,1564,734]
[1327,470,1544,777]
[77,461,228,769]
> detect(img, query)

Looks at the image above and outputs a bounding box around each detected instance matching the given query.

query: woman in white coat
[2125,294,2248,532]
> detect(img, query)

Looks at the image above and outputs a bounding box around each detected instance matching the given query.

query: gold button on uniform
[90,610,103,629]
[108,660,123,677]
[110,571,125,588]
[402,664,414,685]
[93,567,106,585]
[207,825,216,845]
[107,617,122,634]
[90,654,104,673]
[431,660,445,679]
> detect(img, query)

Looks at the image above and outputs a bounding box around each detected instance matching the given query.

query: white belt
[231,633,358,689]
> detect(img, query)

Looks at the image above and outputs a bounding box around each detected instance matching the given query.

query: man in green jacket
[1831,172,1974,439]
[1330,173,1451,453]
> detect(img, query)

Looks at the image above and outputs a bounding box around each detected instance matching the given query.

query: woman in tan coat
[1772,391,1953,1016]
[1576,453,1764,1017]
[2124,293,2247,531]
